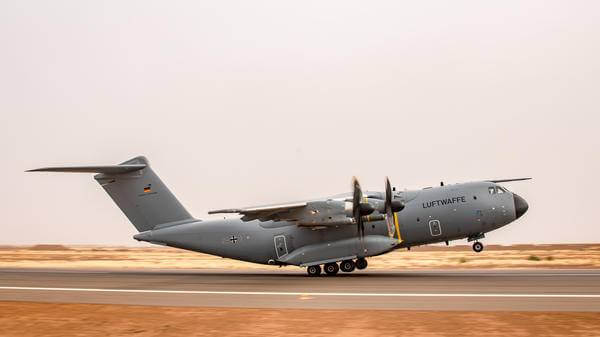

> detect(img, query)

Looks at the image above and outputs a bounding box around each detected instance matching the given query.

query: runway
[1,268,599,311]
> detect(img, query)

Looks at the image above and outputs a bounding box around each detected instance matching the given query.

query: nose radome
[514,194,529,219]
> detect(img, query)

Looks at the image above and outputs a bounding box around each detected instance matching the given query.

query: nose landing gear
[472,241,484,253]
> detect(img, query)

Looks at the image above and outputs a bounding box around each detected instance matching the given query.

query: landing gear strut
[307,265,321,276]
[324,262,339,275]
[355,258,368,270]
[340,259,356,273]
[472,241,484,253]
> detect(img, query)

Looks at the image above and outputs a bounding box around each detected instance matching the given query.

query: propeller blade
[352,177,362,217]
[385,177,395,238]
[385,177,392,208]
[384,177,405,238]
[352,177,366,256]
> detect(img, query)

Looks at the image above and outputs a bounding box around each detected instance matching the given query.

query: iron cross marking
[229,235,238,244]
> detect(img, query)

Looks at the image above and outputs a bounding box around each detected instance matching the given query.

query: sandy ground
[1,301,599,337]
[2,244,599,336]
[1,244,599,270]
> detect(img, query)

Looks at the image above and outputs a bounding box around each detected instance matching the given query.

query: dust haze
[1,1,599,244]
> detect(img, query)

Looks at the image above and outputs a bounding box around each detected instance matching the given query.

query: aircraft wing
[208,200,360,226]
[208,202,308,222]
[487,178,532,183]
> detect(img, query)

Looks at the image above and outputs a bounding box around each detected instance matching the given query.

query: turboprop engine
[295,177,405,235]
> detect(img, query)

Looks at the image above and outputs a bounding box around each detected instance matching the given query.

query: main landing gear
[340,260,355,273]
[472,241,484,253]
[324,262,339,275]
[306,258,368,276]
[355,258,368,270]
[307,265,321,276]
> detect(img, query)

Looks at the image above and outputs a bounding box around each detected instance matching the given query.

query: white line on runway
[1,286,599,298]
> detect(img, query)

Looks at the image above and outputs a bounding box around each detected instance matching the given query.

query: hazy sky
[1,1,599,245]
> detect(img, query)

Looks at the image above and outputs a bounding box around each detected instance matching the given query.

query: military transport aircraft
[28,156,530,276]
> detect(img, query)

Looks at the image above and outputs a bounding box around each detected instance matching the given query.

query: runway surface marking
[1,286,599,298]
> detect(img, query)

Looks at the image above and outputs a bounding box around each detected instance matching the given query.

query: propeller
[352,177,374,256]
[384,177,405,238]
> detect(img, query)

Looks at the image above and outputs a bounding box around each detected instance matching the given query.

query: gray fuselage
[134,181,527,266]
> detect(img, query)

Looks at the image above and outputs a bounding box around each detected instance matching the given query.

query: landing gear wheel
[324,263,339,275]
[307,265,322,276]
[355,258,368,270]
[472,241,484,253]
[340,260,356,273]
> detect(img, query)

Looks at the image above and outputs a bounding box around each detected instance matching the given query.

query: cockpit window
[488,186,507,194]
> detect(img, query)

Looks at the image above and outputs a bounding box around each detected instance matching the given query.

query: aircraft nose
[513,193,529,219]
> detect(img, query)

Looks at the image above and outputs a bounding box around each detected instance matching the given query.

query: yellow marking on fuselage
[394,213,402,243]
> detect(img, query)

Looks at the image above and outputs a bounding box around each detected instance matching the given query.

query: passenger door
[273,235,288,259]
[428,219,442,237]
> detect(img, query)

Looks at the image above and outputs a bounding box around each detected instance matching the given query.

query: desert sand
[1,243,599,270]
[1,301,599,337]
[2,244,599,336]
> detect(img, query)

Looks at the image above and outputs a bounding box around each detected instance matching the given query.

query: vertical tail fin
[28,156,194,232]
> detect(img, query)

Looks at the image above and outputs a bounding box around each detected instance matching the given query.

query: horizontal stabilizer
[26,165,146,174]
[487,178,532,183]
[27,156,194,232]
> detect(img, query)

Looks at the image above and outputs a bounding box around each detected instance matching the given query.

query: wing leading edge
[208,202,308,222]
[487,178,532,183]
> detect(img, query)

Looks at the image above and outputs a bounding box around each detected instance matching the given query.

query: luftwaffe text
[423,196,467,209]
